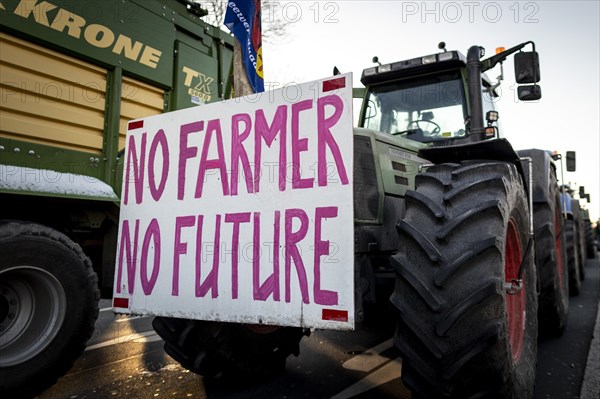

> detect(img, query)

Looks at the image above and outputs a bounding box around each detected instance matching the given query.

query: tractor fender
[516,149,556,204]
[419,140,559,205]
[419,138,526,180]
[560,192,574,218]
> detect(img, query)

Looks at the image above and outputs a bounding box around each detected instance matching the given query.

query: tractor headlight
[438,52,455,62]
[363,67,377,77]
[379,64,392,73]
[422,54,437,64]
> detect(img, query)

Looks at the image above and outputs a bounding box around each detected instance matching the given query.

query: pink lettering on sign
[317,95,349,187]
[193,215,205,297]
[117,75,355,328]
[172,215,195,296]
[197,214,220,298]
[148,130,169,202]
[253,211,280,301]
[291,100,314,189]
[230,114,254,196]
[225,212,251,299]
[195,119,229,198]
[178,122,203,200]
[140,219,161,295]
[254,105,287,192]
[116,219,140,294]
[284,209,310,304]
[115,207,342,304]
[313,206,338,305]
[124,134,146,205]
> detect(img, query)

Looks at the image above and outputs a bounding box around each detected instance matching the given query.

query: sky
[259,0,600,221]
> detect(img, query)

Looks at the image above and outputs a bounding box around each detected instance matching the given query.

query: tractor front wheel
[391,161,537,398]
[534,166,569,335]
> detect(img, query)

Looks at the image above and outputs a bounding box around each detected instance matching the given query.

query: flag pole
[233,39,254,97]
[225,0,263,97]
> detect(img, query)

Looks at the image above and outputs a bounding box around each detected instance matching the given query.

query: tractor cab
[358,42,540,145]
[360,65,472,143]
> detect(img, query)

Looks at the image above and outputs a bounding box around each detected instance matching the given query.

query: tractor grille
[353,135,379,221]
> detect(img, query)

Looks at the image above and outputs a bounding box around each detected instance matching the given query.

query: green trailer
[0,1,232,396]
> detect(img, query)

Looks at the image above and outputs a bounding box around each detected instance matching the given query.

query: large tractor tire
[153,317,308,381]
[584,219,596,259]
[571,200,586,280]
[533,167,569,335]
[565,218,581,296]
[0,222,99,398]
[391,161,537,398]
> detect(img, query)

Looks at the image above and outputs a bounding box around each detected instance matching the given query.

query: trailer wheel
[534,167,569,335]
[0,222,99,398]
[565,218,581,296]
[391,161,537,398]
[152,317,308,381]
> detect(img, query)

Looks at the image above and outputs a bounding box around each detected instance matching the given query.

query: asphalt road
[36,255,600,399]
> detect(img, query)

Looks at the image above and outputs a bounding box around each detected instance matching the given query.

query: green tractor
[352,41,567,397]
[559,181,586,296]
[577,186,597,259]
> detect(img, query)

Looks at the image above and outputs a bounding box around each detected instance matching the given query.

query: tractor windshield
[361,72,467,142]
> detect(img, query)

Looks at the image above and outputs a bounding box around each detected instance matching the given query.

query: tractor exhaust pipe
[467,45,485,141]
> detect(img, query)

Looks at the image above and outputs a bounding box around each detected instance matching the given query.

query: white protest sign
[113,74,355,330]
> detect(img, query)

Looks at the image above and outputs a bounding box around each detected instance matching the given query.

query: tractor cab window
[362,73,467,143]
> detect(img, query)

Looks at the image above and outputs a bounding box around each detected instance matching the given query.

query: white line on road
[580,280,600,399]
[115,315,146,323]
[85,331,162,351]
[99,307,113,312]
[342,338,393,372]
[331,357,402,399]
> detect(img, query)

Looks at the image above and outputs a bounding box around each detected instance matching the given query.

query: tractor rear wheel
[533,167,568,335]
[152,318,307,381]
[391,161,537,398]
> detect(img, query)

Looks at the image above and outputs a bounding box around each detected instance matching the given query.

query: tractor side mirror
[518,85,542,101]
[515,51,540,83]
[566,151,576,171]
[515,51,541,101]
[579,186,586,197]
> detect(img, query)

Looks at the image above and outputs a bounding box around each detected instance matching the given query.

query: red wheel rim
[505,219,525,362]
[554,207,565,291]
